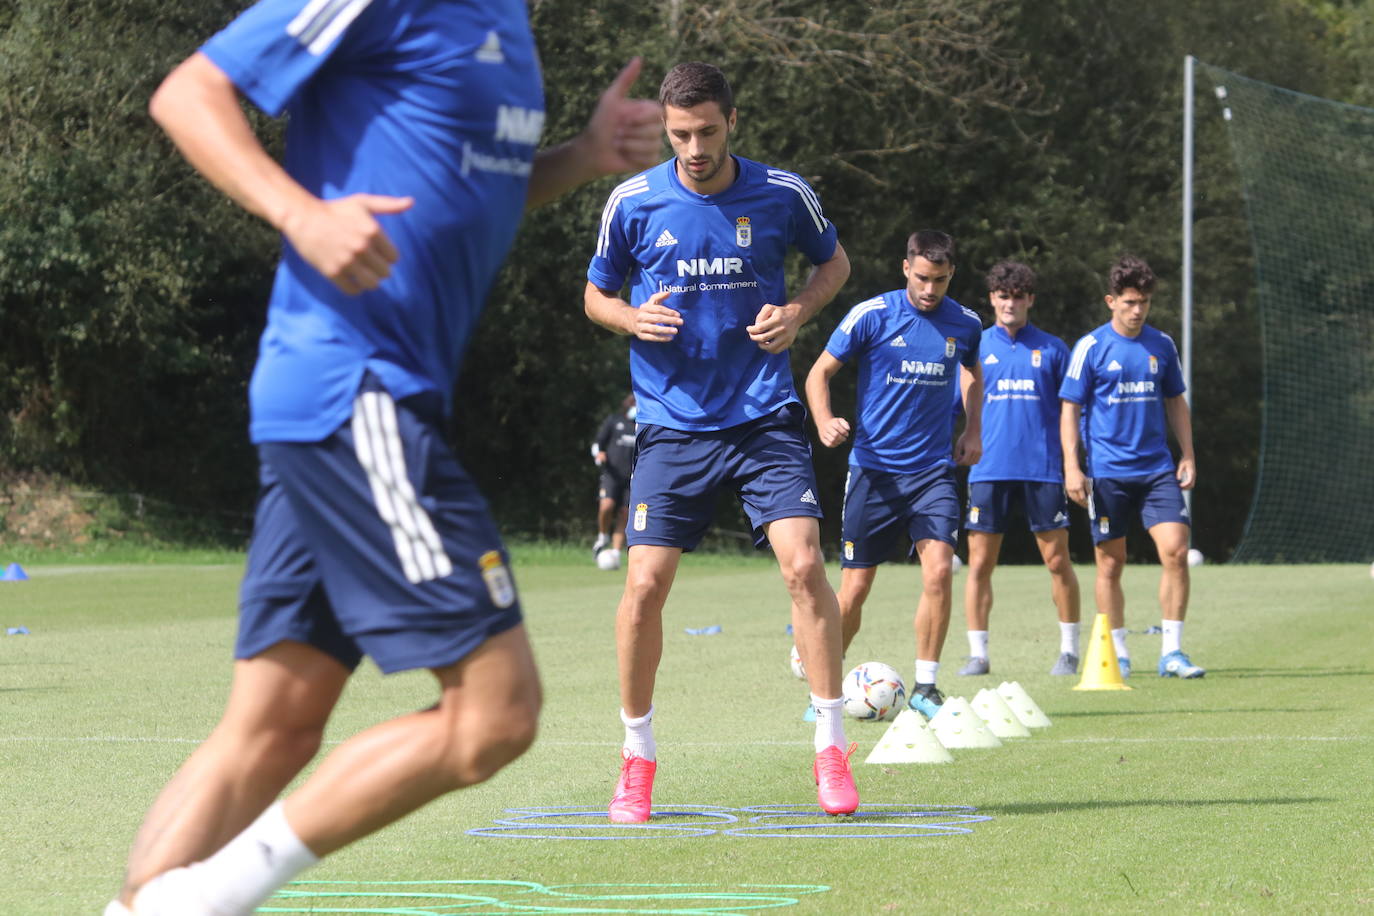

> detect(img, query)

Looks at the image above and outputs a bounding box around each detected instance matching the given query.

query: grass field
[1,550,1371,913]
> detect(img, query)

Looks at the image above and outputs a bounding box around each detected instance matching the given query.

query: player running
[584,62,858,822]
[1059,255,1203,679]
[804,230,984,718]
[959,261,1082,677]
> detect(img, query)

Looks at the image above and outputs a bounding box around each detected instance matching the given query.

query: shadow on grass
[982,796,1330,815]
[1050,707,1337,717]
[1215,667,1372,679]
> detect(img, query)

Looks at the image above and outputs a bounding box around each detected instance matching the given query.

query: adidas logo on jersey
[654,229,678,248]
[984,353,999,364]
[890,335,907,347]
[1107,359,1123,371]
[476,30,504,64]
[800,489,818,505]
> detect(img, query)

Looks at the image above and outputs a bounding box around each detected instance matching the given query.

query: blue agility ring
[721,803,993,839]
[467,805,738,840]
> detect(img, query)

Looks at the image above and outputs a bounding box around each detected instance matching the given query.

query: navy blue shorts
[840,463,960,567]
[1087,471,1190,543]
[598,467,631,508]
[237,376,523,674]
[627,402,823,551]
[966,480,1070,534]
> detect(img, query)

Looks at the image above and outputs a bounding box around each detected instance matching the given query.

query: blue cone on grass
[2,563,28,581]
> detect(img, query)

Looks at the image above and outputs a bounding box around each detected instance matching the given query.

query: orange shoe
[813,743,859,815]
[609,750,657,823]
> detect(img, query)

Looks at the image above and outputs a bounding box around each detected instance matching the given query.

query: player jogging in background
[959,261,1082,677]
[107,2,662,913]
[1059,255,1203,680]
[591,393,637,567]
[585,61,858,822]
[804,230,984,719]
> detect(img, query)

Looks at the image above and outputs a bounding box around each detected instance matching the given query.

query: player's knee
[619,572,670,619]
[1159,542,1189,569]
[435,695,541,787]
[1043,551,1074,579]
[779,548,826,597]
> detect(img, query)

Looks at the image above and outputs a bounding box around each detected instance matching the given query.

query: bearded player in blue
[1059,255,1203,681]
[585,62,859,823]
[958,261,1083,678]
[805,230,984,719]
[108,2,663,914]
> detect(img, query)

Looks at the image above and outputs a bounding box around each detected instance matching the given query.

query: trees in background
[0,0,1362,558]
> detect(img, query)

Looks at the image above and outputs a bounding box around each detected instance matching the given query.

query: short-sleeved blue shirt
[1059,322,1186,477]
[202,0,545,442]
[586,156,838,431]
[824,291,982,474]
[970,322,1070,483]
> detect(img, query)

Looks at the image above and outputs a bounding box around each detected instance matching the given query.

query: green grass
[1,556,1372,913]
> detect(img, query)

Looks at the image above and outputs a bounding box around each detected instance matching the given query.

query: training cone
[1,563,28,581]
[972,688,1032,738]
[865,709,953,764]
[996,681,1053,728]
[1074,613,1132,691]
[929,697,1003,748]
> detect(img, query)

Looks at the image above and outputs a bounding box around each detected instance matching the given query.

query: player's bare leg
[835,565,878,655]
[766,515,857,815]
[1093,537,1128,630]
[1035,527,1082,674]
[908,538,954,715]
[960,532,1000,674]
[118,641,349,905]
[1149,522,1190,621]
[612,505,629,551]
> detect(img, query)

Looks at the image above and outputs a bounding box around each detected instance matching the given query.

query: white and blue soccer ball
[842,661,907,721]
[595,548,621,571]
[789,644,807,680]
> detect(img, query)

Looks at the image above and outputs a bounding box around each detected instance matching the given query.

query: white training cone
[929,697,1003,749]
[972,688,1032,738]
[865,709,953,764]
[997,681,1052,728]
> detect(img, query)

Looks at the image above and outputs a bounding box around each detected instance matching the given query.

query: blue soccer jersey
[586,156,838,431]
[202,0,545,443]
[970,323,1070,483]
[1059,322,1186,477]
[824,291,982,474]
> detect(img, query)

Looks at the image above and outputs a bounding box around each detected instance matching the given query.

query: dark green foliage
[0,0,1367,557]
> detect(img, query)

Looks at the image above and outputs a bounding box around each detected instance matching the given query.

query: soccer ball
[842,662,907,721]
[1187,548,1205,567]
[595,548,621,571]
[789,644,807,680]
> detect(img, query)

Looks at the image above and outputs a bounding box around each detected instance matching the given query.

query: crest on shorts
[478,550,517,609]
[844,540,854,561]
[735,216,752,247]
[634,502,649,532]
[1031,349,1042,367]
[1098,515,1110,535]
[969,506,981,524]
[1149,355,1158,374]
[945,337,956,358]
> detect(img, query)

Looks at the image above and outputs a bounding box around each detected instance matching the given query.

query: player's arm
[1165,394,1197,489]
[149,53,412,295]
[954,362,984,466]
[804,351,851,448]
[584,283,683,341]
[526,59,662,210]
[1060,399,1089,506]
[748,242,851,354]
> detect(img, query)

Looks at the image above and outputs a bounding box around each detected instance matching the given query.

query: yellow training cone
[1074,613,1132,690]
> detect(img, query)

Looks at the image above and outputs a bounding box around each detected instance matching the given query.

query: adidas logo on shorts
[800,489,818,505]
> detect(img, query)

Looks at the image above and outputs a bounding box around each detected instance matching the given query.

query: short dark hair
[1108,255,1156,296]
[906,230,956,265]
[660,62,734,118]
[985,260,1036,295]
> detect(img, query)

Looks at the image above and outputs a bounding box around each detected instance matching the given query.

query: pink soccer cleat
[813,743,860,815]
[609,750,657,823]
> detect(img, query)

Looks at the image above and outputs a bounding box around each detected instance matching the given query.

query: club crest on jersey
[478,550,517,608]
[945,337,957,358]
[844,540,854,561]
[735,216,752,247]
[1149,355,1159,374]
[634,502,649,531]
[1032,349,1042,367]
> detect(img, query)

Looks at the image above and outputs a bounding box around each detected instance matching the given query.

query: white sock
[1059,621,1080,655]
[620,706,656,761]
[811,695,846,752]
[966,630,989,659]
[103,902,131,916]
[1161,619,1184,656]
[914,659,940,686]
[1111,627,1129,660]
[136,801,317,916]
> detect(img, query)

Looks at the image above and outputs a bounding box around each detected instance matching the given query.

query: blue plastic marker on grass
[684,625,722,635]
